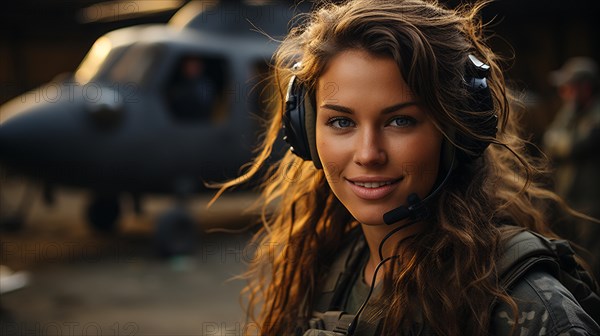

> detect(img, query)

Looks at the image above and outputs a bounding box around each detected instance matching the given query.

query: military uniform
[305,232,600,335]
[492,270,600,335]
[543,57,600,281]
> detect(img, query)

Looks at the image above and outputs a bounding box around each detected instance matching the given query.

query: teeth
[353,181,394,188]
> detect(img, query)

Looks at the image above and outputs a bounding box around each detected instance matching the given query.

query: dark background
[1,0,599,143]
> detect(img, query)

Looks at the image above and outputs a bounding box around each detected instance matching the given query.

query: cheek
[317,138,342,180]
[393,133,442,181]
[316,124,338,165]
[316,129,351,187]
[423,143,442,186]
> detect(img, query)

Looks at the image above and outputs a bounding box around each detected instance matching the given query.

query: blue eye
[327,117,355,129]
[389,116,416,127]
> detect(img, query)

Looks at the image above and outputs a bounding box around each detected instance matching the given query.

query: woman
[212,0,600,334]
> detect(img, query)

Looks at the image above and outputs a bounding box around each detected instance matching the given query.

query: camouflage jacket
[491,269,600,335]
[307,231,600,336]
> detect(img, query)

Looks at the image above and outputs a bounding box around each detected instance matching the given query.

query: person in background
[168,56,216,121]
[543,57,600,279]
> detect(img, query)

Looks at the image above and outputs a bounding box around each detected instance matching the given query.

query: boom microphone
[383,193,424,224]
[382,154,456,225]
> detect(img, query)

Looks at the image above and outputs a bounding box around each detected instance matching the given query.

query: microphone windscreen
[383,206,411,225]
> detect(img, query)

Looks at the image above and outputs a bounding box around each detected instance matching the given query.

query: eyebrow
[320,101,419,115]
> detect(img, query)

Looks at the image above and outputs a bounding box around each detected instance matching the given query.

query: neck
[360,220,425,286]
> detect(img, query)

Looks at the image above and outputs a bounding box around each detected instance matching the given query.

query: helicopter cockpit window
[165,55,226,123]
[108,44,164,85]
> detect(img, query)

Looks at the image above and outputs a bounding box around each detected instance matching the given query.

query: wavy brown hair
[212,0,579,334]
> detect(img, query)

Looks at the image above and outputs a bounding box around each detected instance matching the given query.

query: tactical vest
[301,229,600,336]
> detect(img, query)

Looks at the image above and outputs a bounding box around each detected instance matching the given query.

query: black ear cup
[457,55,498,159]
[282,74,312,161]
[282,65,323,169]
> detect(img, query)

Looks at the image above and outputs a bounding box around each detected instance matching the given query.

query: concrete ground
[0,181,262,336]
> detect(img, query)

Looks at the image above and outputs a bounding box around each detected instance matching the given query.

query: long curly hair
[212,0,575,334]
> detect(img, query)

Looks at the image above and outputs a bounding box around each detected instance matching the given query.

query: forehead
[316,49,415,104]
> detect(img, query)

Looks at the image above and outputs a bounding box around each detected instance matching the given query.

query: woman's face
[316,49,443,226]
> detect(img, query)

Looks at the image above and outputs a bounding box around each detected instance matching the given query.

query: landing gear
[0,170,34,232]
[86,195,120,233]
[155,206,197,257]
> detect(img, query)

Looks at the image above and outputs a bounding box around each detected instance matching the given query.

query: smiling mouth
[346,177,402,200]
[348,178,402,188]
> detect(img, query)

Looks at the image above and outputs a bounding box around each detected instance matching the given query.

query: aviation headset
[282,54,498,169]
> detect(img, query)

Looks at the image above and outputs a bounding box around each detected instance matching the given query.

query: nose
[353,128,387,167]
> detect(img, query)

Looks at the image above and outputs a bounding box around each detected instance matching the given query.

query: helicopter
[0,0,307,255]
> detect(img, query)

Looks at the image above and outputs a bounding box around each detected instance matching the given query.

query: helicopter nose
[0,92,86,167]
[0,84,125,164]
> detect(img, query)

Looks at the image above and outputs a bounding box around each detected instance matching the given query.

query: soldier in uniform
[214,0,600,334]
[543,57,600,280]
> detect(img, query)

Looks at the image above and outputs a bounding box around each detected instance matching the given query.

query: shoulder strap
[499,230,600,323]
[498,230,560,288]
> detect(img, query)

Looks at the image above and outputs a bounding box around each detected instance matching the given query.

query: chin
[357,219,387,226]
[349,208,390,226]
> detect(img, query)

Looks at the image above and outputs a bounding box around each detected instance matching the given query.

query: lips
[351,180,396,188]
[346,177,402,200]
